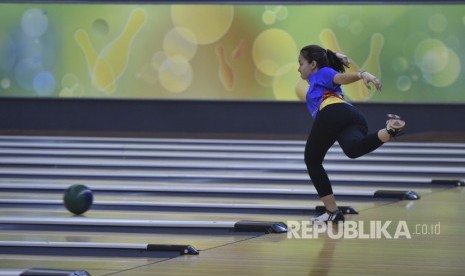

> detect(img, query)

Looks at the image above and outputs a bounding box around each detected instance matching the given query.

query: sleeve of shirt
[316,67,338,89]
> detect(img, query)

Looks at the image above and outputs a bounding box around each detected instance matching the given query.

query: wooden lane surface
[0,229,256,251]
[0,167,450,182]
[2,144,465,164]
[0,207,310,222]
[112,187,465,276]
[1,135,464,149]
[1,139,465,162]
[0,191,396,214]
[0,175,442,195]
[0,188,454,276]
[0,135,464,149]
[2,156,464,174]
[0,179,441,195]
[0,134,465,147]
[0,180,427,193]
[0,254,169,276]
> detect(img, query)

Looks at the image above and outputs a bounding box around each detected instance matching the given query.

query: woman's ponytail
[326,49,346,73]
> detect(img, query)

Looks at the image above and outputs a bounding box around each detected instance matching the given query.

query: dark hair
[300,45,346,73]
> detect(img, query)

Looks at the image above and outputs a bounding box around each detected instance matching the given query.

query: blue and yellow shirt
[306,66,345,118]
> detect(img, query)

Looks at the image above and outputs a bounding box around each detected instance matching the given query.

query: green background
[0,3,463,103]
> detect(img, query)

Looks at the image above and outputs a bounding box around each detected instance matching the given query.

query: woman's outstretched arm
[333,71,382,91]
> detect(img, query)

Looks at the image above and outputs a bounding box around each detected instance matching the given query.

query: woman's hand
[359,71,382,91]
[335,52,350,68]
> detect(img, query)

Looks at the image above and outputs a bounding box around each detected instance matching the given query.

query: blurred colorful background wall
[0,1,464,139]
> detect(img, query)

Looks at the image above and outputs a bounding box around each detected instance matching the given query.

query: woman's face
[298,53,316,81]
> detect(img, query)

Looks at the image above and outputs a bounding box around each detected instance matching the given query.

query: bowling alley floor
[0,134,464,276]
[125,188,465,276]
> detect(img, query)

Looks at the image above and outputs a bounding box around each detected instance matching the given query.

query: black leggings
[305,103,384,198]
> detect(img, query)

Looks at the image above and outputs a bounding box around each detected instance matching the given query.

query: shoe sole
[387,114,406,131]
[388,119,405,130]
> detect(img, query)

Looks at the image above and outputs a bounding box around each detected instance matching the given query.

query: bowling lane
[1,134,465,147]
[2,156,465,173]
[0,191,396,214]
[0,178,441,196]
[2,139,465,157]
[0,228,256,251]
[2,148,465,166]
[0,254,168,276]
[0,207,312,223]
[0,167,449,183]
[1,135,465,149]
